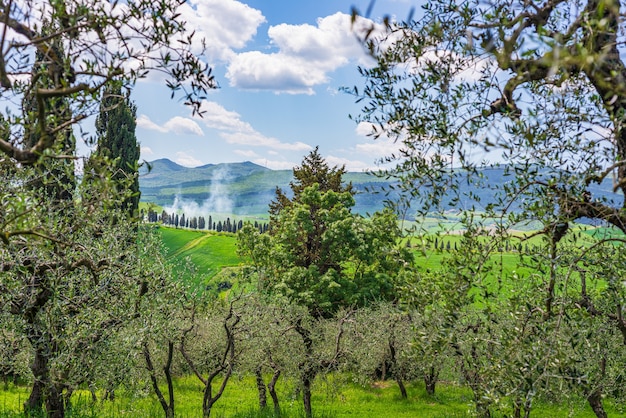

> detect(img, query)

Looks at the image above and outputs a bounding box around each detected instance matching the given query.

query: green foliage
[240,183,410,318]
[88,83,140,218]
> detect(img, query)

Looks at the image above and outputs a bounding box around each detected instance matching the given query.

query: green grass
[0,376,608,418]
[158,226,246,289]
[158,225,605,296]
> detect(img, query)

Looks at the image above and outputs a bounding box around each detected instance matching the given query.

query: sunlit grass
[1,375,608,418]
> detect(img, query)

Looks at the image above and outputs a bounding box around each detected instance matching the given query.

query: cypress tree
[269,146,352,229]
[91,82,140,219]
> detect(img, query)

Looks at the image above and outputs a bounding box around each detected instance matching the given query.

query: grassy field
[158,226,245,290]
[0,376,607,418]
[157,224,599,292]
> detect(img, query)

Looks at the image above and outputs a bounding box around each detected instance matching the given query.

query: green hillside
[140,158,390,216]
[158,226,244,290]
[140,160,620,220]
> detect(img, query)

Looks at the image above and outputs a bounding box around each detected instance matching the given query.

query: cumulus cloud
[175,151,203,167]
[195,102,256,133]
[137,115,204,136]
[223,132,311,151]
[177,0,266,62]
[196,101,312,152]
[234,149,260,159]
[226,12,371,94]
[354,121,405,158]
[326,155,371,172]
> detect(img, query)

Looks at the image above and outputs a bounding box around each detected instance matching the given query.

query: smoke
[163,166,234,216]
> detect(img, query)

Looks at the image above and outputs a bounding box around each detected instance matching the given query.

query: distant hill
[139,159,622,218]
[139,159,391,216]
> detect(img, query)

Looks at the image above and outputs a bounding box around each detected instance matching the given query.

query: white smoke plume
[163,166,234,216]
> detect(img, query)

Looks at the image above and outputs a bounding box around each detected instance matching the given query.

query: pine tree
[91,83,140,218]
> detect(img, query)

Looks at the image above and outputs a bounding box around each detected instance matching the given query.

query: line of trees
[146,209,269,234]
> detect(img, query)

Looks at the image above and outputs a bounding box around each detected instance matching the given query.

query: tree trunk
[268,369,281,412]
[424,366,438,396]
[302,375,313,418]
[396,377,407,399]
[45,384,66,418]
[295,322,316,418]
[143,342,175,418]
[587,388,607,418]
[255,367,267,409]
[26,345,66,418]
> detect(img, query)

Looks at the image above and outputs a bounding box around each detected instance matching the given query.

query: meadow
[0,374,608,417]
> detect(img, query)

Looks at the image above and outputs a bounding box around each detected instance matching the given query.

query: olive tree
[0,3,214,416]
[351,1,626,415]
[352,0,626,230]
[0,0,212,166]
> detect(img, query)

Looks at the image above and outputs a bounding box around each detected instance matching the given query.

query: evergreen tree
[91,83,140,219]
[269,147,352,228]
[23,34,75,203]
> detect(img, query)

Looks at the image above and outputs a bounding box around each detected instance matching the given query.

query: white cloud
[141,146,154,156]
[175,151,203,167]
[252,159,297,170]
[164,117,205,136]
[406,49,496,83]
[137,115,163,132]
[234,149,260,158]
[326,155,371,172]
[137,115,204,136]
[178,0,266,62]
[226,12,372,94]
[354,122,404,157]
[223,132,312,151]
[196,101,312,152]
[196,102,256,133]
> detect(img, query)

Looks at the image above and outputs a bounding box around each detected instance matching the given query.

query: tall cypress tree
[23,36,76,203]
[92,83,140,218]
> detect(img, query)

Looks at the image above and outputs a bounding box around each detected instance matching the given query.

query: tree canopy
[352,0,626,234]
[240,149,411,318]
[0,0,214,168]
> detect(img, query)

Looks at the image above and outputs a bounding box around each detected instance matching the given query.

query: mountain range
[139,158,392,216]
[139,159,622,218]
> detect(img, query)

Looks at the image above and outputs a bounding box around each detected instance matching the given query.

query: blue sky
[129,0,414,170]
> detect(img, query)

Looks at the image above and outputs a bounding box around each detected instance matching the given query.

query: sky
[127,0,415,171]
